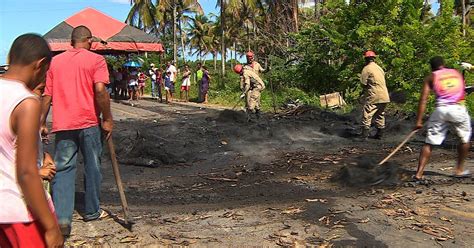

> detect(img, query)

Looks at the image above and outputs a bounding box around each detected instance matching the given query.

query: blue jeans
[52,126,103,226]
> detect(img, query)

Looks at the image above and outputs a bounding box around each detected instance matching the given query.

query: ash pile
[334,157,401,187]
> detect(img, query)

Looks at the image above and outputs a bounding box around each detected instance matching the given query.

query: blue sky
[0,0,218,64]
[0,0,439,64]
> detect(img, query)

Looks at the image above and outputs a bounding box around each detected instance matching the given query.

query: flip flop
[410,175,431,185]
[83,209,110,222]
[453,170,472,178]
[411,175,424,182]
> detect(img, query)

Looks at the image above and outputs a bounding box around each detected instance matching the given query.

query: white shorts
[425,104,472,145]
[181,77,191,87]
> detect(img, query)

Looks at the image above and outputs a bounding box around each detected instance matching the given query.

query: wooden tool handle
[378,129,418,165]
[107,137,130,223]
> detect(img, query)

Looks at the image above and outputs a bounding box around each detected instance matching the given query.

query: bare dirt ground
[45,100,474,247]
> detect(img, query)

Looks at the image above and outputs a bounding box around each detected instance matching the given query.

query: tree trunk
[234,42,237,62]
[315,0,320,20]
[220,0,226,77]
[247,24,250,51]
[179,17,186,64]
[461,0,466,36]
[253,23,257,53]
[230,41,236,68]
[293,0,299,32]
[438,0,442,15]
[213,50,217,70]
[172,0,178,64]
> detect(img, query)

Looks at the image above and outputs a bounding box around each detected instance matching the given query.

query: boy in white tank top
[0,34,63,247]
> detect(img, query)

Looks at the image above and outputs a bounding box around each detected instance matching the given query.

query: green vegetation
[125,0,473,113]
[280,0,473,112]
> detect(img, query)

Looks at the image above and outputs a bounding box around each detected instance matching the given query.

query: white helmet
[150,63,155,67]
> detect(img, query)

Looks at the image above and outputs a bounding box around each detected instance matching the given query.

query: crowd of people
[1,22,473,247]
[106,60,212,105]
[108,67,148,101]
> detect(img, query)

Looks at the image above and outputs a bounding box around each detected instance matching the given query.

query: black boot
[246,110,254,122]
[358,128,370,141]
[372,128,384,139]
[255,109,261,119]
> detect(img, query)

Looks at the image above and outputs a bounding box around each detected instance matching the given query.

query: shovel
[378,129,419,165]
[107,137,133,229]
[231,96,245,111]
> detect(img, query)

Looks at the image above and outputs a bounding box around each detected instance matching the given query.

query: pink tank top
[0,78,46,223]
[432,68,465,106]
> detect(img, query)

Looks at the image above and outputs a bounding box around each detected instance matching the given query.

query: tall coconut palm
[227,0,260,52]
[454,0,469,36]
[126,0,158,33]
[208,18,221,70]
[155,0,202,64]
[216,0,263,75]
[177,0,204,63]
[220,0,226,75]
[188,15,213,61]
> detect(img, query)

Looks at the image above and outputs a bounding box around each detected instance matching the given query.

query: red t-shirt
[45,48,109,132]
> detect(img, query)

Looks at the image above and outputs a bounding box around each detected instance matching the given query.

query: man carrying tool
[234,64,265,122]
[41,25,113,237]
[245,51,267,76]
[360,50,390,139]
[414,56,471,180]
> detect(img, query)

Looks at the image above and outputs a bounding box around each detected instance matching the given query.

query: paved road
[110,101,159,120]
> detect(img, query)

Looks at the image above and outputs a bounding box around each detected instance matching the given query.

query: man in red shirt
[40,25,113,237]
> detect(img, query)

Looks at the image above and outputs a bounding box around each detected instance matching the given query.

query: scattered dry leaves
[282,207,304,215]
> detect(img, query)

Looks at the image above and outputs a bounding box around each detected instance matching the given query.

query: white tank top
[0,78,41,223]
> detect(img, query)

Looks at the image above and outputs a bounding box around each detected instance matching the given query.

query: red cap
[246,51,254,57]
[364,50,376,58]
[233,64,243,74]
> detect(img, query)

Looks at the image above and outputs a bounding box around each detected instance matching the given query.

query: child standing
[180,65,191,102]
[156,68,163,102]
[0,34,63,247]
[164,71,174,103]
[137,71,148,98]
[128,69,139,101]
[32,82,57,184]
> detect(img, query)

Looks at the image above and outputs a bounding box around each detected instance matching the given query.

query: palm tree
[216,0,263,75]
[155,0,202,64]
[126,0,158,32]
[220,0,226,76]
[188,15,213,61]
[454,0,470,36]
[176,0,204,64]
[227,0,260,52]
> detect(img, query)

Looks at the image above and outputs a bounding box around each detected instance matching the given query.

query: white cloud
[107,0,130,4]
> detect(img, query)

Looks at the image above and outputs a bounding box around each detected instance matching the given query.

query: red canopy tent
[44,7,164,53]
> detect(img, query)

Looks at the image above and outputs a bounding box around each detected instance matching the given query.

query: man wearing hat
[360,50,390,139]
[245,51,266,76]
[233,64,266,122]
